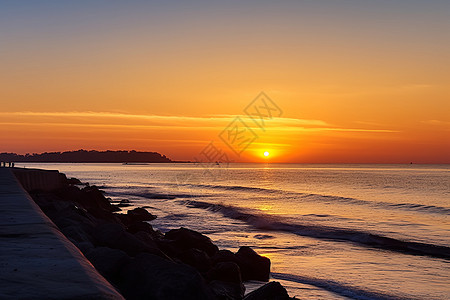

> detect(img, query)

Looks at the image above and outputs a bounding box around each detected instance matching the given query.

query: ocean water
[18,163,450,299]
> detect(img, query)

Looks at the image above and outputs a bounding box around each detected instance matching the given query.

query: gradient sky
[1,1,449,163]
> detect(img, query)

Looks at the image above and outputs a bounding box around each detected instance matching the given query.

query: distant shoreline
[9,161,192,163]
[0,150,190,163]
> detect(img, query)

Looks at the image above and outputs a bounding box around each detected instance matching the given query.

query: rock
[67,177,83,185]
[209,280,245,300]
[118,253,215,300]
[67,177,82,185]
[86,247,131,282]
[126,220,155,235]
[54,185,120,221]
[114,213,133,227]
[164,227,219,257]
[212,250,239,265]
[127,207,157,221]
[80,186,117,212]
[132,231,169,259]
[207,262,245,300]
[207,262,242,284]
[50,203,98,238]
[243,281,290,300]
[93,223,154,256]
[60,225,92,244]
[132,231,158,248]
[74,241,94,253]
[117,199,131,207]
[235,246,270,281]
[178,248,212,273]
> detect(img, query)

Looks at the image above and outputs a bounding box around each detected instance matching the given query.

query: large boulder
[164,227,219,257]
[212,250,239,265]
[178,248,212,273]
[67,177,82,185]
[127,207,157,222]
[235,246,270,281]
[243,282,290,300]
[209,280,245,300]
[132,231,169,259]
[86,247,131,282]
[93,223,154,256]
[207,262,245,300]
[118,253,215,300]
[60,225,92,244]
[126,220,156,235]
[79,185,118,212]
[207,262,242,284]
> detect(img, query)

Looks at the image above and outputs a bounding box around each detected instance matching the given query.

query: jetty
[0,167,124,299]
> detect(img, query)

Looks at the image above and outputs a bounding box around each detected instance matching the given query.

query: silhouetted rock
[236,246,271,281]
[116,199,131,207]
[67,177,82,185]
[207,262,242,284]
[118,253,215,300]
[127,207,156,221]
[243,282,290,300]
[212,249,239,265]
[114,213,133,227]
[178,248,213,273]
[209,280,245,300]
[60,225,92,245]
[93,223,153,256]
[126,220,155,235]
[81,186,118,213]
[207,260,245,299]
[86,247,131,282]
[164,227,219,257]
[132,231,169,259]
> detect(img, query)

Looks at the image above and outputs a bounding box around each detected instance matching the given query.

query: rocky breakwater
[21,170,293,300]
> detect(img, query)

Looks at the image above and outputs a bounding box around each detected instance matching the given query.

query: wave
[182,200,450,259]
[164,182,450,215]
[109,190,208,200]
[164,182,280,194]
[272,272,418,300]
[301,193,450,215]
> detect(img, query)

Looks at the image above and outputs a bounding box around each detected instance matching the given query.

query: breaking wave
[165,182,450,215]
[182,199,450,259]
[272,272,418,300]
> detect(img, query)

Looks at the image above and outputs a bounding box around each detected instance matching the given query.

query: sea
[17,163,450,300]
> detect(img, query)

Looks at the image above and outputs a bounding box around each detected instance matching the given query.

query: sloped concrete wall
[0,168,124,300]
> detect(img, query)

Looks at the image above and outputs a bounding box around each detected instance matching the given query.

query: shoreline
[12,167,293,299]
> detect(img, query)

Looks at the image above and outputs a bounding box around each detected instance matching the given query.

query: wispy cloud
[0,111,398,134]
[0,111,329,128]
[422,120,450,126]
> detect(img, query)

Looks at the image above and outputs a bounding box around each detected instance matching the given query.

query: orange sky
[1,1,449,163]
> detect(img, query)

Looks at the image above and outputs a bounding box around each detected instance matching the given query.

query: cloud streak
[0,111,398,133]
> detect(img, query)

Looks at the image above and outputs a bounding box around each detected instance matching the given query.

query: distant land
[0,150,176,163]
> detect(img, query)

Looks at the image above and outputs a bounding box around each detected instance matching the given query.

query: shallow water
[18,163,450,299]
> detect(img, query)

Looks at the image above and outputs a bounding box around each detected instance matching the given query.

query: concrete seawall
[0,167,125,300]
[13,167,68,192]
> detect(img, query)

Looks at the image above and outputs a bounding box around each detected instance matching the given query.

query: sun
[263,151,270,157]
